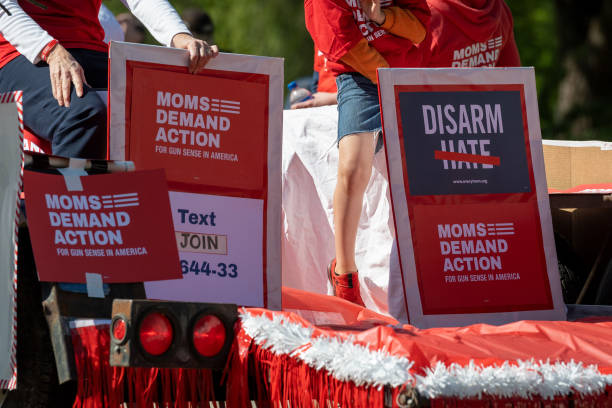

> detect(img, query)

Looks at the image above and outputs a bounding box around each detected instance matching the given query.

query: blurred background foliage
[104,0,612,141]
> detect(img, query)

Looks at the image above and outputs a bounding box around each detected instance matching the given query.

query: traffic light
[109,299,237,369]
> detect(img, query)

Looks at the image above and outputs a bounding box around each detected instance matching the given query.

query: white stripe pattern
[416,360,612,400]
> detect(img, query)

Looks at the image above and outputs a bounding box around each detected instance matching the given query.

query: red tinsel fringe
[71,324,612,408]
[71,325,216,408]
[224,327,386,408]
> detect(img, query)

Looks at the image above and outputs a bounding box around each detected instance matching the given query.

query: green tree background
[104,0,611,141]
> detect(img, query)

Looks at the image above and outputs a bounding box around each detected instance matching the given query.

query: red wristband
[40,39,58,62]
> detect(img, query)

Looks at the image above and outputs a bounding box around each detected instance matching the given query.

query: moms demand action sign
[24,169,181,283]
[109,43,276,193]
[378,68,565,328]
[109,43,283,309]
[124,65,266,191]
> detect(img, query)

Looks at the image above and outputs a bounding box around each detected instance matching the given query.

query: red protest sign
[125,62,269,194]
[24,169,181,283]
[411,201,552,315]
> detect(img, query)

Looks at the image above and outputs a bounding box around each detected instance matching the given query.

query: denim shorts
[336,72,382,147]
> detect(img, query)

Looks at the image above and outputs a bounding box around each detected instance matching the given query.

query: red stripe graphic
[434,150,501,166]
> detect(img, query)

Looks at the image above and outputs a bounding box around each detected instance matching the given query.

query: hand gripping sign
[0,91,23,389]
[109,42,283,309]
[378,68,565,328]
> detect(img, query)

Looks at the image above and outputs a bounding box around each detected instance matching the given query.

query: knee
[61,91,106,129]
[52,91,107,159]
[337,157,372,194]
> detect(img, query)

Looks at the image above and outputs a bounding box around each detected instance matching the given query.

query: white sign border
[0,91,23,389]
[378,67,566,328]
[109,42,283,310]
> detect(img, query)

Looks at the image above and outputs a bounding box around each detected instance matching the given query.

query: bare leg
[333,131,376,275]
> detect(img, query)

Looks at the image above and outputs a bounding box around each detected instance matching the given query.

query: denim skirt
[336,72,382,145]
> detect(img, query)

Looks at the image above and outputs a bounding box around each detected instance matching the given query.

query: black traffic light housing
[110,299,237,369]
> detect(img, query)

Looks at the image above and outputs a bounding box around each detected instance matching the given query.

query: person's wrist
[40,39,59,62]
[170,32,192,48]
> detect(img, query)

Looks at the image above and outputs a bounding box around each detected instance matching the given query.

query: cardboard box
[544,141,612,302]
[552,207,611,268]
[543,140,612,191]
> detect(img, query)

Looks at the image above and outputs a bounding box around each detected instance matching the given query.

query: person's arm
[359,0,428,43]
[121,0,218,73]
[339,38,389,83]
[0,0,87,107]
[0,0,53,63]
[291,91,337,109]
[119,0,187,47]
[379,7,426,43]
[99,4,125,44]
[305,0,364,63]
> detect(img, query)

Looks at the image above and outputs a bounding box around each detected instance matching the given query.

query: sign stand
[378,67,565,328]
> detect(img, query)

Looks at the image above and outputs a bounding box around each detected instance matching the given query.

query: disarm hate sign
[24,169,181,283]
[378,68,565,328]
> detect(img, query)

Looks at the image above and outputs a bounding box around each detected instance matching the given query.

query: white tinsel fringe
[240,311,612,400]
[416,359,612,400]
[240,311,414,388]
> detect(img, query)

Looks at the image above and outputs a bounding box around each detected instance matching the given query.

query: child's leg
[333,131,376,274]
[330,72,380,306]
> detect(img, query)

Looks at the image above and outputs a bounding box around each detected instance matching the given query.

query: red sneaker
[327,259,366,307]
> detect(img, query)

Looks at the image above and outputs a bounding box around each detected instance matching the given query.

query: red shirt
[420,0,520,67]
[0,0,106,68]
[305,0,431,76]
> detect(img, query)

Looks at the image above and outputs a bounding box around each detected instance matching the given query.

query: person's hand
[171,33,219,74]
[45,44,88,107]
[359,0,386,25]
[291,92,338,109]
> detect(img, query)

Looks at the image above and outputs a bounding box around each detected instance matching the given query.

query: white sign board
[378,67,565,328]
[146,192,264,306]
[109,42,283,309]
[0,92,23,389]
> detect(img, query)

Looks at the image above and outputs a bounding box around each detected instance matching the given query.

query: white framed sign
[0,91,22,389]
[145,192,264,306]
[109,42,283,309]
[378,67,565,328]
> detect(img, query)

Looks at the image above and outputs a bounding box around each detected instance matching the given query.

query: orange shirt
[340,7,426,83]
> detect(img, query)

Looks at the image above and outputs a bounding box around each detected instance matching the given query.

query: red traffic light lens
[192,315,226,357]
[139,312,173,356]
[112,317,127,342]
